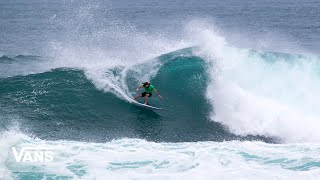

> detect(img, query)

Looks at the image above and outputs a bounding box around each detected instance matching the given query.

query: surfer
[133,82,163,104]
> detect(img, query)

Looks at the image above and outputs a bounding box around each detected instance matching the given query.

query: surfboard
[131,100,162,110]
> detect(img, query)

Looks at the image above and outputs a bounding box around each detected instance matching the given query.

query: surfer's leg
[133,94,142,100]
[144,94,150,104]
[134,92,146,100]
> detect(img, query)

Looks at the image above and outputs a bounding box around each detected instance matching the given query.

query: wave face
[0,48,273,143]
[2,42,320,144]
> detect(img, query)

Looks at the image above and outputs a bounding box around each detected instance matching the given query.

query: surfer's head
[143,82,150,87]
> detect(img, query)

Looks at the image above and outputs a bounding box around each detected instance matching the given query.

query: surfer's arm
[136,85,142,91]
[154,89,163,99]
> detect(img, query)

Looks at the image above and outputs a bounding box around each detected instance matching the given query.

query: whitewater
[1,0,320,179]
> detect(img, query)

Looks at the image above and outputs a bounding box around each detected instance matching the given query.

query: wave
[2,42,320,143]
[0,55,15,62]
[200,45,320,143]
[2,17,320,143]
[2,41,320,143]
[0,47,276,143]
[0,55,43,62]
[0,55,53,78]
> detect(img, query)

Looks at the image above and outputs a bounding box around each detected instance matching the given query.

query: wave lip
[189,26,320,143]
[208,48,320,143]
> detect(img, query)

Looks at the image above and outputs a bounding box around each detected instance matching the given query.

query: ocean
[1,0,320,179]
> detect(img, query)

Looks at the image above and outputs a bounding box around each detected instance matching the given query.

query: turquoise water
[0,48,274,143]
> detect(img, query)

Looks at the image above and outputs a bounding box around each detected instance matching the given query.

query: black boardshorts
[141,92,152,97]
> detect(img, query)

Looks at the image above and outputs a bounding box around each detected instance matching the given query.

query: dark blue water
[1,0,319,56]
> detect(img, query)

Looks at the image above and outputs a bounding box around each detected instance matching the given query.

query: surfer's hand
[135,88,139,92]
[158,95,163,99]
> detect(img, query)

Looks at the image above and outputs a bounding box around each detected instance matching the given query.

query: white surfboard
[131,100,162,110]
